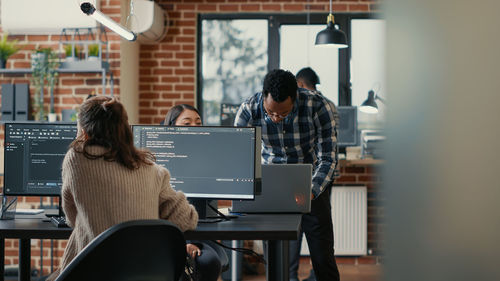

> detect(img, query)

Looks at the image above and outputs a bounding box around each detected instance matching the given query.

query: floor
[224,263,382,281]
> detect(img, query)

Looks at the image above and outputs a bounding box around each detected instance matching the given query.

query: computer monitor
[132,125,261,201]
[336,106,358,147]
[3,122,77,196]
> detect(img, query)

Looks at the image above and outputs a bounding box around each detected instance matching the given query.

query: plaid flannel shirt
[234,88,338,198]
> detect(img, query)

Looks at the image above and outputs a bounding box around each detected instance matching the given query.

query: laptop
[231,164,312,214]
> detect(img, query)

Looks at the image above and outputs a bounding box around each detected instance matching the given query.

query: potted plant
[87,44,100,60]
[30,48,59,121]
[64,44,80,61]
[0,33,21,68]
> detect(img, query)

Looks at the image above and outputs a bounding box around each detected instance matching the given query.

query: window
[197,14,384,129]
[350,19,386,130]
[200,18,268,125]
[280,24,339,103]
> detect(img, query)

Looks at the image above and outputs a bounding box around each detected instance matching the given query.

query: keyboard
[50,216,69,228]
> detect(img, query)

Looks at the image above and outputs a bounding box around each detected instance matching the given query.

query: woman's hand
[186,243,201,258]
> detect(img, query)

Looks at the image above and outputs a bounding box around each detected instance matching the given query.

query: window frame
[196,13,380,118]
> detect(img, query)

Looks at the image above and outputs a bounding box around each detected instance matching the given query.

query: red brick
[139,117,152,124]
[153,69,173,75]
[333,4,348,11]
[177,4,195,10]
[284,4,304,11]
[183,29,196,35]
[153,85,173,91]
[262,4,281,11]
[175,37,195,43]
[153,101,174,107]
[175,69,195,75]
[140,60,159,67]
[358,175,376,182]
[140,93,160,100]
[162,77,181,83]
[140,109,158,115]
[183,61,195,67]
[177,20,196,27]
[161,61,180,67]
[13,62,31,68]
[142,44,160,51]
[219,4,239,12]
[348,4,370,11]
[162,94,181,99]
[175,85,194,91]
[198,4,217,11]
[142,77,160,83]
[154,53,174,59]
[241,4,260,11]
[335,175,356,183]
[27,35,49,41]
[161,45,181,51]
[182,45,195,51]
[182,77,195,83]
[344,166,365,174]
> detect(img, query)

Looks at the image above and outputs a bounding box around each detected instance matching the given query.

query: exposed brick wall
[0,0,122,275]
[138,0,380,124]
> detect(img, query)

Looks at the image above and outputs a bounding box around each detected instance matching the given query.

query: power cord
[211,240,267,265]
[207,204,231,221]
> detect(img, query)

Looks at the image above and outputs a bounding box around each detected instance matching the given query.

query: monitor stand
[45,197,65,218]
[189,199,221,223]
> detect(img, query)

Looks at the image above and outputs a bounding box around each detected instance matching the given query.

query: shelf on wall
[0,67,107,74]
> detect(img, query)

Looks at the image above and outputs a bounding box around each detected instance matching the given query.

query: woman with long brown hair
[48,96,198,280]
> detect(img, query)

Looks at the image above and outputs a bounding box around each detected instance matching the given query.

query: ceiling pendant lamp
[315,0,348,48]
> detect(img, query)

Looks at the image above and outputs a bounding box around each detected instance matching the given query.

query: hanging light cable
[80,2,137,41]
[315,0,348,48]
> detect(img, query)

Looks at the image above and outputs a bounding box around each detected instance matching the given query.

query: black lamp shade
[315,21,348,48]
[359,90,379,114]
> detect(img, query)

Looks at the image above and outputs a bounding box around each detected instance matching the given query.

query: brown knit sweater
[49,146,198,280]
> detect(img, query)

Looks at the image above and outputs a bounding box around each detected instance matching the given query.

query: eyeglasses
[263,104,292,119]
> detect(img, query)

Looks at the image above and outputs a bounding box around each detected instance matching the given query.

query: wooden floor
[224,263,382,281]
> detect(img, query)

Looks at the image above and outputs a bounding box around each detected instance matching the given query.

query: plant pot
[48,113,58,122]
[0,59,6,68]
[66,56,78,62]
[87,56,99,61]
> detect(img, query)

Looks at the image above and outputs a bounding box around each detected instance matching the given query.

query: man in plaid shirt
[234,69,340,281]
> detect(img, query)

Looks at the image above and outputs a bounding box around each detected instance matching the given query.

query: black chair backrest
[56,219,186,281]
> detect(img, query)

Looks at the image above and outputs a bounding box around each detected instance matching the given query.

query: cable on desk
[207,204,231,221]
[211,240,266,265]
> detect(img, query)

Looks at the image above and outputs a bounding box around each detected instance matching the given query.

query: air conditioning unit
[0,0,97,34]
[129,0,168,43]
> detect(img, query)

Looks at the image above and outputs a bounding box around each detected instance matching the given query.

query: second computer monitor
[3,122,77,196]
[132,126,261,200]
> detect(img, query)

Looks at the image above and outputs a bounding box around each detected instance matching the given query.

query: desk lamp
[359,90,385,114]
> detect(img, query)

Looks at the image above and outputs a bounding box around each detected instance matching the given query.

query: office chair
[55,220,186,281]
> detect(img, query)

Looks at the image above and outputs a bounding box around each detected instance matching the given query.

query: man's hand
[186,243,201,258]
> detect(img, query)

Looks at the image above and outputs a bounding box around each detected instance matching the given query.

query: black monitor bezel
[3,121,77,196]
[131,124,260,200]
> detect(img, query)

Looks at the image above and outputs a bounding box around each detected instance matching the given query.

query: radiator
[300,186,367,256]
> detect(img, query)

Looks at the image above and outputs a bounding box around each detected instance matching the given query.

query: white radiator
[300,186,367,256]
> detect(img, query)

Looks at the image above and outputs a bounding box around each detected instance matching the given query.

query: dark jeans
[289,187,340,281]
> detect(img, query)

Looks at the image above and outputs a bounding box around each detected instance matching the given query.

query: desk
[0,214,300,281]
